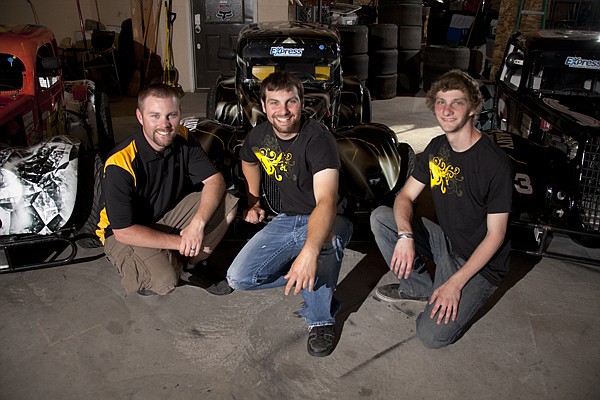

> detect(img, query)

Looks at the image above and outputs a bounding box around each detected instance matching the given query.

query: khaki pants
[104,192,238,295]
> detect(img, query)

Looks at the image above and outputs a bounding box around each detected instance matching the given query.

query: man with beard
[370,70,513,348]
[97,83,238,296]
[225,72,353,357]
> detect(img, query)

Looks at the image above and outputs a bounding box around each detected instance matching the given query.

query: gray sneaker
[375,284,428,303]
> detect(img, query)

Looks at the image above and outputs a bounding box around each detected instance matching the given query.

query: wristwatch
[396,232,414,240]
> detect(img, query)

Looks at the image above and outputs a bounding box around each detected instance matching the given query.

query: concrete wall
[2,0,289,93]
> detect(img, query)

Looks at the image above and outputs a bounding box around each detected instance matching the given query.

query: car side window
[36,43,60,90]
[500,45,524,89]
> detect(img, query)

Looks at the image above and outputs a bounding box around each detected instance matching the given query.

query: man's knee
[149,268,179,295]
[370,205,391,230]
[226,263,250,290]
[415,313,458,349]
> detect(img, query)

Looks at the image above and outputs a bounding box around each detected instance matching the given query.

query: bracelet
[396,232,414,240]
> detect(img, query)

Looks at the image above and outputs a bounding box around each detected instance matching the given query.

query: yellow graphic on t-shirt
[254,146,296,182]
[429,155,463,195]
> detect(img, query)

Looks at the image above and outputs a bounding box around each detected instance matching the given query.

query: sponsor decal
[564,56,600,70]
[270,47,304,57]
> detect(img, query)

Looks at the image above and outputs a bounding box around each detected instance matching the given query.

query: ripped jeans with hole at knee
[227,214,353,328]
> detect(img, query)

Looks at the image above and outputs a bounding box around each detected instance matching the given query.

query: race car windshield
[530,55,600,97]
[242,41,338,84]
[0,53,26,92]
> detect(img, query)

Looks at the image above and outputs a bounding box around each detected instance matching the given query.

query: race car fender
[334,122,405,206]
[488,129,570,222]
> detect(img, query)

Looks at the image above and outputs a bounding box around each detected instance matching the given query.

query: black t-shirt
[240,117,345,215]
[412,133,513,285]
[97,127,217,243]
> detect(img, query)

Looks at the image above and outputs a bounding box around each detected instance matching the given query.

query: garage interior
[1,1,600,399]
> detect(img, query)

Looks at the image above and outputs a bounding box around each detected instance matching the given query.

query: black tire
[337,25,369,55]
[362,86,372,123]
[342,54,369,81]
[368,24,398,50]
[367,74,398,100]
[379,4,423,27]
[369,49,398,76]
[570,235,600,249]
[379,0,423,4]
[422,68,446,92]
[424,45,471,72]
[95,91,115,160]
[397,49,421,69]
[396,71,421,95]
[73,153,104,248]
[397,25,423,50]
[206,85,216,120]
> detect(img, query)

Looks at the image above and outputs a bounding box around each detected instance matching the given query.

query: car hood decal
[542,97,600,128]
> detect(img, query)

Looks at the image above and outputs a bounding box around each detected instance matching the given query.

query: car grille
[579,136,600,232]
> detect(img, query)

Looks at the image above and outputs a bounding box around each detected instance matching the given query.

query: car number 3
[514,172,533,194]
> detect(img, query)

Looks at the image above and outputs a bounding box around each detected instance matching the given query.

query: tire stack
[366,24,398,99]
[422,45,470,91]
[378,0,423,94]
[337,25,369,86]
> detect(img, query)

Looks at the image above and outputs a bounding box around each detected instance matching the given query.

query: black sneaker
[374,284,428,303]
[307,325,336,357]
[137,289,158,296]
[179,268,233,296]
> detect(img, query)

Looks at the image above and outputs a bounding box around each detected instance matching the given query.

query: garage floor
[1,93,599,400]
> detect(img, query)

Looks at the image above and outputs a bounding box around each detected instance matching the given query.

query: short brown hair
[426,70,484,117]
[137,83,183,111]
[260,71,304,103]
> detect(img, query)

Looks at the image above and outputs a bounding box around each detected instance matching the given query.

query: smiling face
[261,87,303,139]
[136,95,182,152]
[433,89,475,135]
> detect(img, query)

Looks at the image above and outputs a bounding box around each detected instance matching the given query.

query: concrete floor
[1,94,599,400]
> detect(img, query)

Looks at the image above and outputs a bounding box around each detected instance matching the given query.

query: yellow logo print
[429,156,463,195]
[253,146,296,182]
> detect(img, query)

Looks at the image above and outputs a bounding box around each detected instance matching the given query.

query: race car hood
[540,94,600,130]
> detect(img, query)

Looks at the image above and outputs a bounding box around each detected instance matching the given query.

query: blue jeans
[370,206,498,349]
[227,214,353,328]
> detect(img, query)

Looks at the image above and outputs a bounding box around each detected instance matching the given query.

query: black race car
[481,30,600,264]
[184,21,414,216]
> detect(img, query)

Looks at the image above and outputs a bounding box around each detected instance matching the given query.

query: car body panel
[483,29,600,251]
[0,24,65,146]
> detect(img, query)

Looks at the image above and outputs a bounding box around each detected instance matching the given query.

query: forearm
[112,224,181,250]
[393,191,415,234]
[189,174,226,230]
[303,200,337,257]
[447,229,506,290]
[242,161,262,207]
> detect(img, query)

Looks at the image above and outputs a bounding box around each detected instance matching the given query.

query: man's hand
[428,278,461,325]
[284,250,318,296]
[179,219,204,257]
[243,205,266,224]
[390,238,415,279]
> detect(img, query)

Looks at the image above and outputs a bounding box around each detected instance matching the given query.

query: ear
[261,100,266,113]
[135,108,143,125]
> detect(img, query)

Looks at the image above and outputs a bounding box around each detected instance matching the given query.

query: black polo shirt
[97,126,217,243]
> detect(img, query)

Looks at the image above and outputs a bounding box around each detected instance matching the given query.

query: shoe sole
[374,289,428,303]
[307,343,334,357]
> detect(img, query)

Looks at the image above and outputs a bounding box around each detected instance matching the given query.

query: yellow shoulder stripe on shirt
[104,140,138,187]
[177,125,189,140]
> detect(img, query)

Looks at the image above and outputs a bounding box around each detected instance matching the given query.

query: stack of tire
[337,25,369,86]
[378,0,423,94]
[422,45,470,91]
[366,24,398,99]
